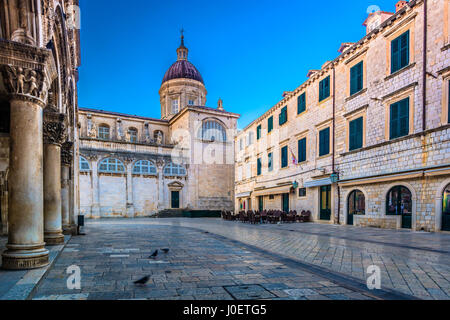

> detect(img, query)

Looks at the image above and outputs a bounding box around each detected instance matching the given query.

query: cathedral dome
[162,60,204,85]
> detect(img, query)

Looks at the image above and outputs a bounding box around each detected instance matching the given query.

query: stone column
[125,161,135,218]
[43,110,67,245]
[91,157,100,218]
[61,141,73,233]
[0,63,53,269]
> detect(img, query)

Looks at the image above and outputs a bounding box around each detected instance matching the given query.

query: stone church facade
[77,34,239,218]
[235,0,450,232]
[0,0,81,269]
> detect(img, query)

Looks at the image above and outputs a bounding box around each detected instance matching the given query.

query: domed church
[77,32,240,218]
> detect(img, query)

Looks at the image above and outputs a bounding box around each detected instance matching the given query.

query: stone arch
[98,157,126,174]
[435,178,450,232]
[197,118,228,142]
[383,181,417,230]
[342,187,369,225]
[132,160,157,175]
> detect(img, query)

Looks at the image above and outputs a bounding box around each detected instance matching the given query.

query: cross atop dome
[177,28,188,61]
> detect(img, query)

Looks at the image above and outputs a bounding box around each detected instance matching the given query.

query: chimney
[307,70,319,78]
[338,42,354,54]
[282,91,292,98]
[396,1,408,12]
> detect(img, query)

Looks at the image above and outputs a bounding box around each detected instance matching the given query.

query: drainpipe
[422,0,427,132]
[332,65,338,224]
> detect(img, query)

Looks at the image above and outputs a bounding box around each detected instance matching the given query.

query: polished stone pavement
[28,220,422,301]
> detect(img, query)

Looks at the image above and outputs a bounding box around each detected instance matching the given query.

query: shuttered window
[319,127,330,157]
[350,61,363,95]
[281,146,288,168]
[257,125,262,140]
[390,97,410,140]
[257,158,262,176]
[279,106,288,126]
[268,116,273,133]
[391,30,410,74]
[349,117,363,151]
[298,138,306,163]
[268,153,273,172]
[319,76,330,102]
[297,93,306,114]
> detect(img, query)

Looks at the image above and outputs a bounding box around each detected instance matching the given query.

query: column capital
[0,40,57,107]
[43,110,67,146]
[61,141,74,166]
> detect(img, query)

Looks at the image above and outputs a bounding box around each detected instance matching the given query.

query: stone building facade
[0,0,81,269]
[235,0,450,232]
[77,34,239,218]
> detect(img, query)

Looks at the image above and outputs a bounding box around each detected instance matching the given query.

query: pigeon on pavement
[134,276,150,285]
[149,250,158,259]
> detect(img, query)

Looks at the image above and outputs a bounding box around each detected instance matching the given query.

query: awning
[236,191,251,198]
[252,185,292,197]
[304,177,332,188]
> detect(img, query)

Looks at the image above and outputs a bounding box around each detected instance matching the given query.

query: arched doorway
[443,184,450,231]
[347,190,365,225]
[386,186,412,229]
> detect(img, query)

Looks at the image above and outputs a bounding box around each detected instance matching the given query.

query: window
[268,116,273,133]
[188,100,195,106]
[297,93,306,114]
[319,127,330,157]
[239,138,243,151]
[269,195,275,200]
[237,166,242,181]
[268,152,273,172]
[298,138,306,163]
[129,128,138,143]
[79,156,90,172]
[391,30,410,74]
[386,186,412,216]
[390,97,409,140]
[172,99,179,113]
[246,163,251,179]
[279,106,288,126]
[257,158,262,176]
[319,76,330,102]
[198,120,226,142]
[349,117,363,151]
[98,125,110,140]
[281,146,288,168]
[350,61,363,95]
[99,158,125,173]
[247,132,254,146]
[164,163,187,176]
[298,188,307,197]
[133,160,157,175]
[257,125,262,140]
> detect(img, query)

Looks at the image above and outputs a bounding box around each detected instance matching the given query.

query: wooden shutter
[298,93,306,114]
[356,117,363,149]
[399,98,409,137]
[390,102,399,139]
[298,138,306,162]
[400,31,409,69]
[391,37,400,73]
[320,128,330,156]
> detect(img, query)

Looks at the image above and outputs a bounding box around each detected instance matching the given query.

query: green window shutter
[279,107,288,125]
[400,31,410,69]
[349,117,363,151]
[298,138,306,163]
[268,116,273,133]
[350,61,363,95]
[257,125,261,140]
[390,102,399,139]
[319,76,330,102]
[399,98,410,137]
[257,158,262,175]
[281,146,288,168]
[268,153,273,171]
[319,128,330,156]
[298,93,306,114]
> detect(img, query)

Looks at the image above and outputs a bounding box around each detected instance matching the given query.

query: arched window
[98,158,125,173]
[128,128,138,143]
[347,190,365,225]
[79,156,91,172]
[98,124,110,140]
[386,185,412,229]
[133,160,157,175]
[198,120,227,142]
[442,184,450,231]
[164,163,187,176]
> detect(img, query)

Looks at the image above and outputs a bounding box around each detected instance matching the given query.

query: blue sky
[78,0,399,128]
